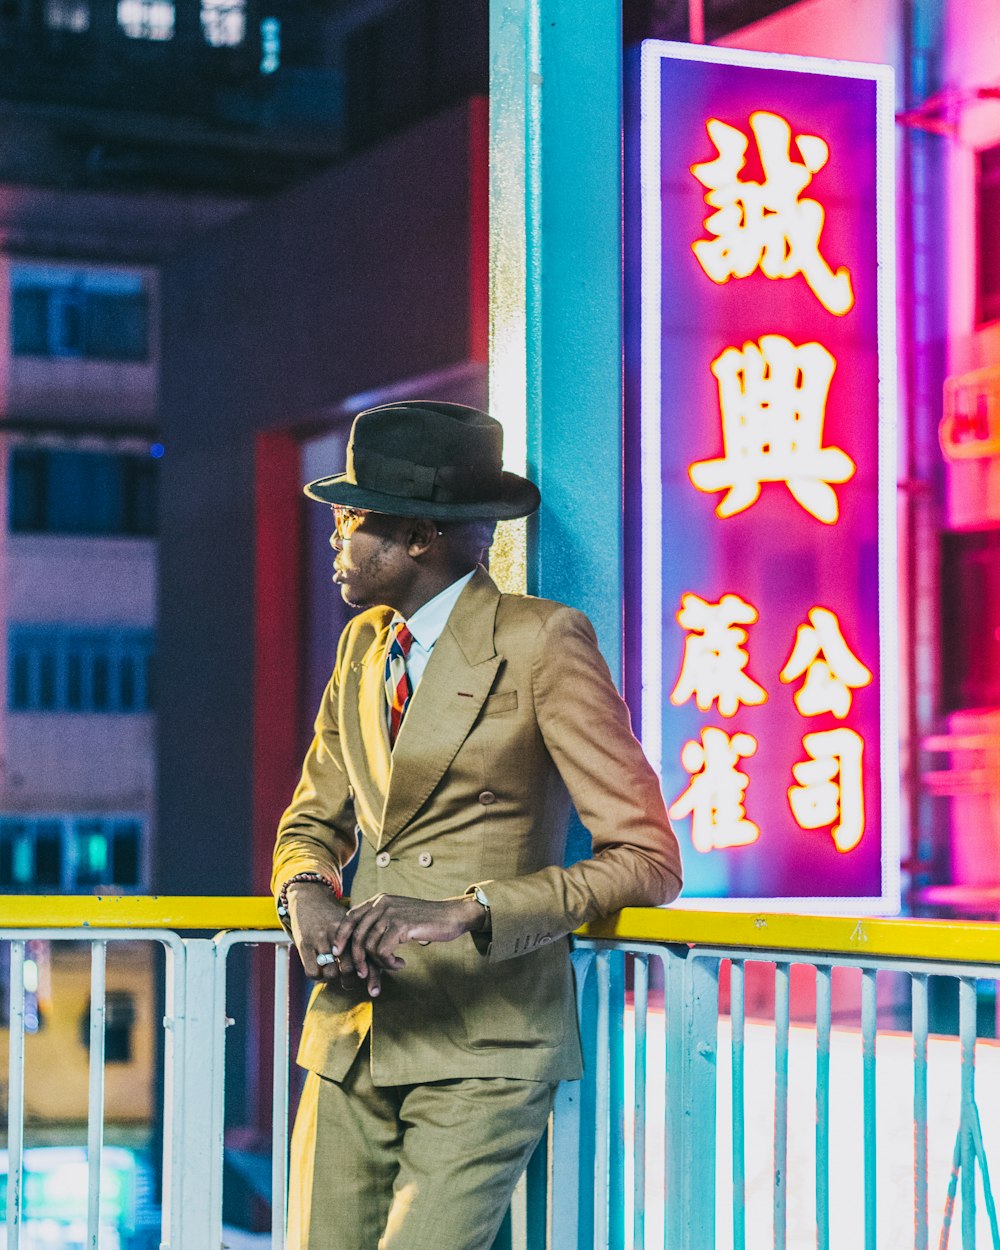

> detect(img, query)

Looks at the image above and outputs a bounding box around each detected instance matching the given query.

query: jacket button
[375,851,390,868]
[539,935,552,945]
[417,851,433,867]
[478,790,497,805]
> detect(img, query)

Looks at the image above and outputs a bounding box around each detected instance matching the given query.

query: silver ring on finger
[315,951,336,967]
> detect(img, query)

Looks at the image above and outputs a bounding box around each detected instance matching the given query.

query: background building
[706,0,1000,915]
[0,0,335,1211]
[157,0,1000,919]
[157,0,1000,1183]
[0,253,161,1130]
[0,0,485,1234]
[2,0,1000,1236]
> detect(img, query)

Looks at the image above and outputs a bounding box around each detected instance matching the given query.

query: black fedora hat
[304,401,540,521]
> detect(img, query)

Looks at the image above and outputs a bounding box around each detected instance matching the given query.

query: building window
[117,0,173,39]
[202,0,245,46]
[9,448,158,536]
[81,991,137,1062]
[977,144,1000,326]
[8,626,155,714]
[0,816,144,891]
[11,270,149,361]
[45,0,90,32]
[941,528,1000,711]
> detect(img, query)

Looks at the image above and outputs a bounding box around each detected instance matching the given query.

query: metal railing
[0,896,283,1250]
[1,899,999,1249]
[570,909,1000,1250]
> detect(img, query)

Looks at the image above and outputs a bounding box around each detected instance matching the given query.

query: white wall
[8,357,158,422]
[716,0,900,80]
[4,715,155,809]
[2,537,156,810]
[6,536,156,625]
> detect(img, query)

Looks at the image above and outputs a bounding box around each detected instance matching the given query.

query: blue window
[8,626,155,714]
[260,16,280,72]
[9,448,157,536]
[10,269,149,361]
[0,816,144,890]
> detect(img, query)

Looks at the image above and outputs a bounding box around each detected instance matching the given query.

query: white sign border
[637,40,900,915]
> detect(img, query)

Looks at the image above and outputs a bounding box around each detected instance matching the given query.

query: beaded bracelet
[276,871,341,918]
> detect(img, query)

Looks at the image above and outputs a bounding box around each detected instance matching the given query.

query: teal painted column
[489,7,627,1249]
[489,0,624,679]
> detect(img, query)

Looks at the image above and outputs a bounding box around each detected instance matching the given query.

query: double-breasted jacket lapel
[341,620,393,848]
[378,568,502,848]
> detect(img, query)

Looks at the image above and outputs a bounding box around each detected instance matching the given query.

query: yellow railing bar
[581,907,1000,964]
[0,898,997,965]
[0,895,280,931]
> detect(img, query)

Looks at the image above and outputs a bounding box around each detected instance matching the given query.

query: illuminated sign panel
[629,42,898,911]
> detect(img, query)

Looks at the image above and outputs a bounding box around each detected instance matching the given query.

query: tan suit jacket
[272,567,682,1086]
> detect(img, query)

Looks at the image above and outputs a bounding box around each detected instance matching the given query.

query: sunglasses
[332,506,369,541]
[332,506,444,542]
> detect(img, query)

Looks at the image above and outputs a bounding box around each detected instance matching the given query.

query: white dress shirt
[391,569,476,696]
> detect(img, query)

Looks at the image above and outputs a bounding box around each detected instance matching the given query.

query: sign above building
[627,41,898,912]
[941,365,1000,460]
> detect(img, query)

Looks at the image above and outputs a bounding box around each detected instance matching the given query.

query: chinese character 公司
[788,727,865,852]
[669,727,760,852]
[670,592,767,717]
[689,334,855,524]
[780,607,873,718]
[690,110,855,316]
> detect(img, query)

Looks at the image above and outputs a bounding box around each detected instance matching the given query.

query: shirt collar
[401,569,476,652]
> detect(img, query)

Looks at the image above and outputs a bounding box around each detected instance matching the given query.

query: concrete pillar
[488,0,624,679]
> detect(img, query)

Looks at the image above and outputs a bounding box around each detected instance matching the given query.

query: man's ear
[406,517,440,557]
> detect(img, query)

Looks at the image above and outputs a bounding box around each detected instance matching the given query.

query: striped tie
[384,618,414,746]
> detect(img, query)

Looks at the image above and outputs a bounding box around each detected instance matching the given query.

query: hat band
[348,446,503,504]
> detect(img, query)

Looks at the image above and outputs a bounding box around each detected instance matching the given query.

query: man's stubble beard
[339,535,395,611]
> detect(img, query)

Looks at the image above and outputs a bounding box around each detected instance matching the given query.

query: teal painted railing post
[664,949,720,1250]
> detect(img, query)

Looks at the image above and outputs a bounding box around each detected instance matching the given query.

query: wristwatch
[472,885,491,920]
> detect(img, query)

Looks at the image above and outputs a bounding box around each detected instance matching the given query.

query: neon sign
[670,726,760,853]
[790,727,866,853]
[690,335,854,523]
[780,607,873,719]
[670,593,767,716]
[691,110,855,315]
[628,42,898,911]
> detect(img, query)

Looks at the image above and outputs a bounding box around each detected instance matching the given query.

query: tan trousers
[288,1040,557,1250]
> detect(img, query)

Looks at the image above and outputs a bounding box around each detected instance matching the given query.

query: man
[272,400,682,1250]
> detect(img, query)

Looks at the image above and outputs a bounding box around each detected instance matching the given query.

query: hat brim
[303,470,540,521]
